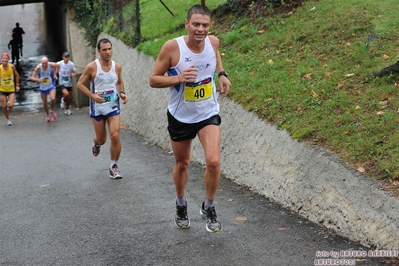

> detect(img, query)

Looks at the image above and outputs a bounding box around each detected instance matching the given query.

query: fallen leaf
[383,54,390,59]
[381,94,389,101]
[257,30,265,34]
[278,227,288,231]
[233,217,247,225]
[377,111,385,115]
[40,184,50,188]
[355,105,361,109]
[336,80,346,88]
[345,73,354,77]
[324,72,332,78]
[227,198,234,202]
[303,73,312,79]
[310,90,318,97]
[356,167,366,173]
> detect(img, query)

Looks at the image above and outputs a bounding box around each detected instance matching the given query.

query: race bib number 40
[184,77,213,102]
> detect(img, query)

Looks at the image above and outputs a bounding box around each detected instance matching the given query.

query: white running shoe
[60,97,65,109]
[7,120,12,126]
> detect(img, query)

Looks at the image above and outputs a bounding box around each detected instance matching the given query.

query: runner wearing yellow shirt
[0,52,20,126]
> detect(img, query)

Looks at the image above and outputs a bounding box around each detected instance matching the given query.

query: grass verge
[111,0,399,189]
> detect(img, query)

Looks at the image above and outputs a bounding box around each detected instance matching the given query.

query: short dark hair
[97,38,112,50]
[186,4,211,21]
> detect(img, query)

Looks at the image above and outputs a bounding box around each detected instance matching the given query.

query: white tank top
[57,60,76,87]
[89,59,119,116]
[167,36,219,123]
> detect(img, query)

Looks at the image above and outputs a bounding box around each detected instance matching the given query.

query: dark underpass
[0,1,79,112]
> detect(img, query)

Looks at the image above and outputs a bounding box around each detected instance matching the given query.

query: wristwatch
[218,71,229,78]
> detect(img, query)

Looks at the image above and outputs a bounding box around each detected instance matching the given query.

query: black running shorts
[167,110,221,142]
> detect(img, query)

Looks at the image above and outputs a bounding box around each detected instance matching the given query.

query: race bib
[60,76,70,82]
[42,78,50,85]
[184,77,213,102]
[100,90,115,104]
[1,78,13,87]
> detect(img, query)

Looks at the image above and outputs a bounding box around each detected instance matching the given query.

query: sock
[176,196,187,206]
[204,198,214,210]
[110,160,117,169]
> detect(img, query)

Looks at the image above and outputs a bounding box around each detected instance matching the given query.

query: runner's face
[98,43,113,61]
[41,60,48,69]
[63,56,70,63]
[1,56,8,65]
[185,13,211,43]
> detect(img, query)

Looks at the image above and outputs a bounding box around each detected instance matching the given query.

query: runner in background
[0,52,20,126]
[8,34,22,66]
[12,23,25,57]
[55,52,76,115]
[77,38,129,179]
[30,56,58,122]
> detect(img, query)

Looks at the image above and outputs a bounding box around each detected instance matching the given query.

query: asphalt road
[0,2,397,266]
[0,107,396,266]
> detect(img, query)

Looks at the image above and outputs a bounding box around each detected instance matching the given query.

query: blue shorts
[91,109,120,121]
[39,87,56,95]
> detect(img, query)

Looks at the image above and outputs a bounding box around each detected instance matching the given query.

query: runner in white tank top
[89,59,120,117]
[149,5,232,233]
[56,52,76,115]
[77,38,129,180]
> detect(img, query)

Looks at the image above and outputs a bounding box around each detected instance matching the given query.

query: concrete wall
[65,8,93,107]
[79,33,399,251]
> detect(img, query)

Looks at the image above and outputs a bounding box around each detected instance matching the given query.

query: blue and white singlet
[89,59,120,116]
[38,64,55,91]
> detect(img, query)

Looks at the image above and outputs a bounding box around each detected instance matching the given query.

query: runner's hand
[218,75,231,96]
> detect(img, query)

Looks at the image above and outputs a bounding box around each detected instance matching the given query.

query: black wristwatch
[218,71,229,78]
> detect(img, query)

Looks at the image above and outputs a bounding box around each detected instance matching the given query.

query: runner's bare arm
[149,40,183,88]
[77,62,105,104]
[30,65,42,82]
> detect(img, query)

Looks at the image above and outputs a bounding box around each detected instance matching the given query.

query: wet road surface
[0,3,55,114]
